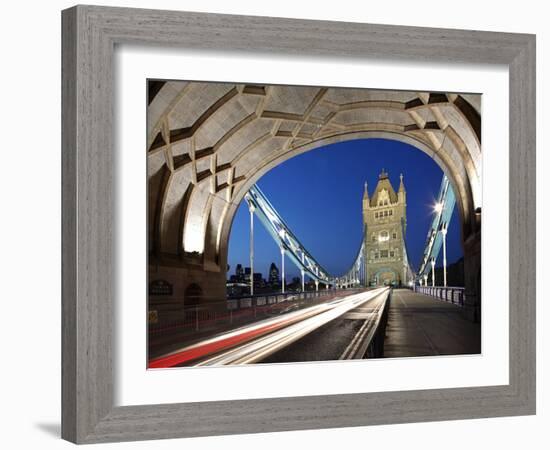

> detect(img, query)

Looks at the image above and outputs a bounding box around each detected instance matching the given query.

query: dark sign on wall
[149,279,173,296]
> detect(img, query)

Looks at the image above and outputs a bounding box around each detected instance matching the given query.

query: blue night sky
[227,138,463,281]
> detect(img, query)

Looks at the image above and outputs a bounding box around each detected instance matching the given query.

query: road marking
[339,291,389,360]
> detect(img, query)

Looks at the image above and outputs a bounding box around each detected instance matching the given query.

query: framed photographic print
[62,5,536,444]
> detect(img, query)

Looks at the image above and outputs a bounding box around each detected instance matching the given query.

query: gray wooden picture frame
[61,5,536,444]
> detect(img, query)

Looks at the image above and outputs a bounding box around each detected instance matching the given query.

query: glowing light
[434,202,444,213]
[183,217,205,253]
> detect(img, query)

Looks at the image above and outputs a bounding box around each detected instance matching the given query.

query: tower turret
[363,181,370,203]
[362,181,370,223]
[398,173,406,204]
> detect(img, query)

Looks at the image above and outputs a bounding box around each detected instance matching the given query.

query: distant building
[235,264,244,282]
[268,262,280,286]
[287,276,301,291]
[243,267,265,290]
[363,170,409,286]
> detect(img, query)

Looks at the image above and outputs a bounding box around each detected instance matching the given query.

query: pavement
[383,289,481,358]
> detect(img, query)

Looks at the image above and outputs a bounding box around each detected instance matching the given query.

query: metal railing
[414,285,464,306]
[227,289,335,310]
[149,288,364,338]
[339,288,392,359]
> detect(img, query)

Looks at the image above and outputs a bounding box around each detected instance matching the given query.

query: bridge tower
[363,170,408,287]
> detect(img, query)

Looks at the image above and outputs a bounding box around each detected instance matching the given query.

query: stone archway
[147,81,481,321]
[372,267,399,287]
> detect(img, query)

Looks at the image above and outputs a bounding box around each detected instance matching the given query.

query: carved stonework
[363,170,408,287]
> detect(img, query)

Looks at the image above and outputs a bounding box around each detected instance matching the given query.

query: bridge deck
[384,289,480,358]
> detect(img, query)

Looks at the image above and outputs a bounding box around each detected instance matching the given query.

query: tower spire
[399,173,405,191]
[398,172,406,204]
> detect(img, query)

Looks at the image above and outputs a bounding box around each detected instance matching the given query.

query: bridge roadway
[383,289,480,357]
[263,288,480,362]
[149,288,388,367]
[148,288,480,368]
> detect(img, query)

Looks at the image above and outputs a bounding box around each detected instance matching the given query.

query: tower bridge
[147,171,477,368]
[243,169,454,292]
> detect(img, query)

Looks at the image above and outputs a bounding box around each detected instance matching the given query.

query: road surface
[149,288,389,368]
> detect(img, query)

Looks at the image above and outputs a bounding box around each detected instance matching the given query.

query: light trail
[149,296,344,368]
[194,288,388,366]
[149,288,387,368]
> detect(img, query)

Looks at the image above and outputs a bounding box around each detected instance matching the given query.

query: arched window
[184,283,203,307]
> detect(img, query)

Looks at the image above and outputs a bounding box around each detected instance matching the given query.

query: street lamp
[278,229,286,294]
[280,246,285,294]
[441,224,448,287]
[431,257,436,287]
[247,200,256,296]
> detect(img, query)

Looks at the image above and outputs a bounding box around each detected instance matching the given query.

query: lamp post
[441,224,448,287]
[280,246,285,294]
[278,229,286,294]
[431,257,436,287]
[248,200,255,296]
[301,252,305,292]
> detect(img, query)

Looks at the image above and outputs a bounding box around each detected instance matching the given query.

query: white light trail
[195,288,389,366]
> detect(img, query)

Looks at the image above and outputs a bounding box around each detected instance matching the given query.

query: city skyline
[227,138,463,281]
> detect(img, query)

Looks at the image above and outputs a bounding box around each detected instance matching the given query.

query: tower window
[380,250,388,258]
[389,210,393,216]
[393,232,397,239]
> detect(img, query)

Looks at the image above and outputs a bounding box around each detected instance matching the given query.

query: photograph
[146,81,482,368]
